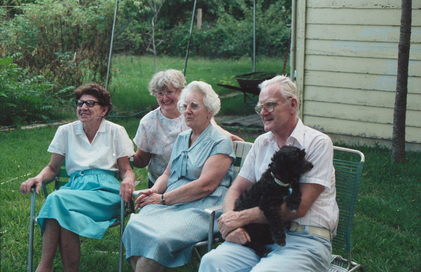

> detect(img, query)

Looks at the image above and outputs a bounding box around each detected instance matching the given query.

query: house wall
[293,0,421,150]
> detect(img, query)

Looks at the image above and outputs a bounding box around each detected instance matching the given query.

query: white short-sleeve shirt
[239,119,339,232]
[48,119,134,175]
[133,108,188,183]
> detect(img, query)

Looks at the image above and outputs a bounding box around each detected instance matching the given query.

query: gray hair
[148,69,186,96]
[178,81,221,116]
[259,75,299,102]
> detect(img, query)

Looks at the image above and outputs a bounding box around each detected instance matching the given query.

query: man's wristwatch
[160,193,166,205]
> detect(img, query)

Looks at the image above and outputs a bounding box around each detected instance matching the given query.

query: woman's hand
[135,189,160,209]
[224,227,251,245]
[20,177,42,194]
[120,179,135,202]
[229,133,244,142]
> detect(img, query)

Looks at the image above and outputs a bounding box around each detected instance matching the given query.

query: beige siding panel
[295,0,308,118]
[303,101,421,127]
[305,55,420,77]
[304,116,421,143]
[306,40,421,60]
[303,86,421,111]
[307,0,421,9]
[307,8,421,26]
[304,71,421,93]
[306,24,421,43]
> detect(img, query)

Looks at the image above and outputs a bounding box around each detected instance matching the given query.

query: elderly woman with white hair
[122,81,235,271]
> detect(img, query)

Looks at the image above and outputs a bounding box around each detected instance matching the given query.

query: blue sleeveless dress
[122,124,234,267]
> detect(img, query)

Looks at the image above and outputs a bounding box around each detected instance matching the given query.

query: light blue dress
[36,120,134,239]
[122,124,234,267]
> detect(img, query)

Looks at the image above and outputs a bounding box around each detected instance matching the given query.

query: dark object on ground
[235,72,277,95]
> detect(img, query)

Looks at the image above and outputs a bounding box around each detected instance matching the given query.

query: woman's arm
[135,163,170,209]
[136,154,232,208]
[20,153,64,194]
[210,118,244,142]
[118,156,136,202]
[132,148,152,168]
[164,154,233,204]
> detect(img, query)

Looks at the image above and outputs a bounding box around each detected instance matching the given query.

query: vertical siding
[294,0,421,148]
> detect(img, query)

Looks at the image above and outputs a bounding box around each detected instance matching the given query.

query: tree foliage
[0,0,115,90]
[0,57,63,126]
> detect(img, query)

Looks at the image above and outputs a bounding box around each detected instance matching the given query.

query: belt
[289,222,332,241]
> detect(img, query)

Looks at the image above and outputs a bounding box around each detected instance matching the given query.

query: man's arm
[218,177,325,243]
[218,176,267,239]
[281,183,324,221]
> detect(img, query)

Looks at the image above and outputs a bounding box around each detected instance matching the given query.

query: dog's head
[268,146,313,186]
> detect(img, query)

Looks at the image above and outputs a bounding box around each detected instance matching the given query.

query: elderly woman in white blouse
[20,83,135,272]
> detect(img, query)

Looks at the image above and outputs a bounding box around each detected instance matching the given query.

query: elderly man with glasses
[199,75,338,272]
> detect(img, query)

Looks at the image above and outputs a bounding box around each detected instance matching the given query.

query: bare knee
[130,256,140,270]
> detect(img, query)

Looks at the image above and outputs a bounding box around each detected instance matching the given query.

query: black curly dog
[234,145,313,257]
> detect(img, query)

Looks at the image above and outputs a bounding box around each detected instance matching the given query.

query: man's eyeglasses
[156,90,176,97]
[178,101,201,113]
[255,101,279,114]
[76,100,101,108]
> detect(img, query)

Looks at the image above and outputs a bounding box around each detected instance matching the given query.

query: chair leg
[27,189,37,272]
[118,199,125,272]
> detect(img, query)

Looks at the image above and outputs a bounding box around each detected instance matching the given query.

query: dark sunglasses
[76,99,101,108]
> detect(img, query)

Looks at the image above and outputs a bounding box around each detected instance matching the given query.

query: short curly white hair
[178,81,221,116]
[148,69,186,96]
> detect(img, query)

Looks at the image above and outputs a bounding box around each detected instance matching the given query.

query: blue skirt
[37,169,121,239]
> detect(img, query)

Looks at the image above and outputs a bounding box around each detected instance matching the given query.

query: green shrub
[0,0,115,89]
[157,0,290,58]
[0,57,66,126]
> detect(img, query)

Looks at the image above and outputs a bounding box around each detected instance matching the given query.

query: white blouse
[48,119,134,175]
[133,107,188,183]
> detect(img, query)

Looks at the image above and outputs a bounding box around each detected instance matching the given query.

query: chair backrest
[232,141,253,177]
[332,146,365,259]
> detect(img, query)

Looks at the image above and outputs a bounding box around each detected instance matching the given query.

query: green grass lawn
[1,118,420,271]
[109,55,282,117]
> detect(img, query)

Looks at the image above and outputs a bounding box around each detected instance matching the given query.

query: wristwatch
[160,193,166,205]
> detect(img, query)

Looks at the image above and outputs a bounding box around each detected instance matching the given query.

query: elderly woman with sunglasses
[132,69,242,188]
[123,81,234,271]
[20,83,135,272]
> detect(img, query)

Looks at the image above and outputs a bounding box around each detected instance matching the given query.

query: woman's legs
[59,227,80,272]
[36,219,60,272]
[35,219,81,272]
[131,256,165,272]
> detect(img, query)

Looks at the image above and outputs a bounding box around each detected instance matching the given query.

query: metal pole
[105,0,120,89]
[290,0,297,80]
[252,0,256,72]
[27,189,36,272]
[183,0,198,76]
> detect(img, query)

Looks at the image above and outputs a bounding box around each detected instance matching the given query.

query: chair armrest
[204,205,223,215]
[204,205,224,252]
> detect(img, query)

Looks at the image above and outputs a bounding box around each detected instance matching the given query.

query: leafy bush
[0,57,66,126]
[0,0,115,89]
[155,0,290,58]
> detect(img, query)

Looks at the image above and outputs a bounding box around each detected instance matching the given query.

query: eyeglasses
[178,101,201,113]
[156,90,176,97]
[255,101,279,114]
[76,99,101,108]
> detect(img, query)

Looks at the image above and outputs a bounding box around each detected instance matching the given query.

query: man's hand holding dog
[225,228,251,245]
[218,211,245,238]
